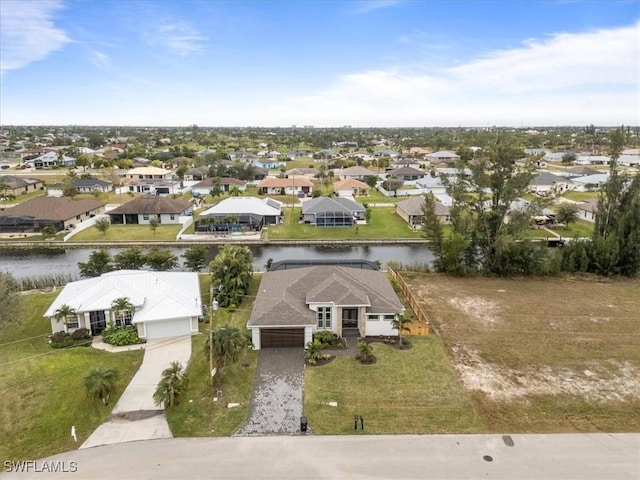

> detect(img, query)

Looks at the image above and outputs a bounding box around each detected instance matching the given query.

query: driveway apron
[80,335,192,449]
[234,347,305,436]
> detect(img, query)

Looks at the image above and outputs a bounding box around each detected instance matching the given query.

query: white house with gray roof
[45,270,202,340]
[247,266,404,349]
[301,196,365,226]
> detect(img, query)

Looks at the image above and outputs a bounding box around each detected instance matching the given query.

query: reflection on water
[0,244,434,280]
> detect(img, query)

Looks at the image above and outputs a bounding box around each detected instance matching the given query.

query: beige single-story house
[333,178,370,197]
[396,196,450,228]
[256,177,314,196]
[45,270,202,340]
[247,266,404,349]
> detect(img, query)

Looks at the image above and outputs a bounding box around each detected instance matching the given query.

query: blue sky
[1,0,638,127]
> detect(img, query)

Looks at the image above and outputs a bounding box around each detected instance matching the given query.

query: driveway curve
[81,335,192,449]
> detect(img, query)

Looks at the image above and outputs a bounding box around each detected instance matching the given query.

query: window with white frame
[367,314,380,321]
[66,318,79,329]
[143,214,149,220]
[114,310,133,327]
[317,306,332,329]
[383,314,395,321]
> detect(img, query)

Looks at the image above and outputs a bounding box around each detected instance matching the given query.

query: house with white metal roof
[44,270,202,340]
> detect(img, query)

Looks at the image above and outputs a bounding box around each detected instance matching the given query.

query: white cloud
[89,51,110,70]
[0,0,71,76]
[268,22,640,126]
[353,1,401,14]
[147,20,207,56]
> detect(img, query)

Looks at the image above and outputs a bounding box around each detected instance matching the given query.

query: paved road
[2,434,638,479]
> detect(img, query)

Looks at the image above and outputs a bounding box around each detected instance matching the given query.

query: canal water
[0,245,434,280]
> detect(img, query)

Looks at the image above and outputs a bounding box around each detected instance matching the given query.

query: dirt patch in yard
[401,273,640,431]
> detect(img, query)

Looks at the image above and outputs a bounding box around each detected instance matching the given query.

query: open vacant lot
[401,273,640,432]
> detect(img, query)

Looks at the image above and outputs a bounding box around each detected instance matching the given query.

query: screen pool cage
[315,211,354,227]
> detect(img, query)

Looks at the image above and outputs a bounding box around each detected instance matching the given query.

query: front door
[89,311,107,336]
[342,308,358,328]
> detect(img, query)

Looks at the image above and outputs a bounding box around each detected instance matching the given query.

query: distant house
[617,154,640,167]
[0,175,43,197]
[197,197,283,232]
[571,173,610,192]
[528,172,574,195]
[285,168,320,179]
[73,178,113,194]
[315,149,340,159]
[286,150,310,160]
[374,149,400,158]
[44,270,202,339]
[577,199,598,222]
[339,166,374,180]
[256,177,314,196]
[0,197,105,233]
[108,196,193,225]
[386,166,425,181]
[30,151,76,168]
[253,159,283,170]
[415,175,446,194]
[122,166,180,195]
[183,166,209,182]
[191,177,247,196]
[333,178,370,197]
[301,196,365,227]
[425,151,460,166]
[564,166,600,177]
[396,196,450,229]
[252,167,268,181]
[247,266,405,349]
[575,155,610,166]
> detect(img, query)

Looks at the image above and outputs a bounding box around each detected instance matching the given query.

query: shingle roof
[0,175,42,189]
[247,266,403,328]
[396,196,449,216]
[108,196,191,215]
[0,196,105,221]
[302,196,365,214]
[333,178,369,189]
[193,177,247,188]
[257,177,314,188]
[74,178,112,188]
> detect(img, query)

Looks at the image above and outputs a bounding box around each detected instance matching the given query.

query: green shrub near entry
[313,330,338,347]
[102,324,144,346]
[50,330,92,349]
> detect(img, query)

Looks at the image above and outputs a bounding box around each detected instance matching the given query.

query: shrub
[313,330,337,347]
[50,330,92,349]
[102,325,142,346]
[71,328,91,340]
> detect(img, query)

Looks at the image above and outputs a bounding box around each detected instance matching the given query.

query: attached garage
[260,328,305,348]
[144,318,192,340]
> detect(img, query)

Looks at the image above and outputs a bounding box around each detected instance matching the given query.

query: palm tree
[153,361,188,408]
[229,185,241,197]
[84,367,119,405]
[111,297,134,326]
[204,326,247,379]
[357,340,374,364]
[54,304,77,329]
[391,314,412,347]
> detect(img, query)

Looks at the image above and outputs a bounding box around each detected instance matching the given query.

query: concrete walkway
[81,335,192,449]
[234,348,305,436]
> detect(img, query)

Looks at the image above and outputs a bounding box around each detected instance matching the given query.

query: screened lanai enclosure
[196,214,264,233]
[314,210,354,227]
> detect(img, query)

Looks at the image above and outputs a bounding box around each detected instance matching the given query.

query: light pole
[209,298,218,386]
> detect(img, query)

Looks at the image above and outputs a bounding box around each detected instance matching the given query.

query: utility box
[300,416,308,432]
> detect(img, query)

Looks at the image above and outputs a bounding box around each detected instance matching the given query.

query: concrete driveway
[234,347,305,436]
[81,335,192,449]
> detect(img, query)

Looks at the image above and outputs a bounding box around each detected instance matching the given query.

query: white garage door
[144,319,191,340]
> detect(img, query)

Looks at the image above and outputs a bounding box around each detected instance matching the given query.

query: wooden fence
[387,267,429,336]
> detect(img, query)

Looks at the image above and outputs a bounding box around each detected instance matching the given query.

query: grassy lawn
[400,273,640,433]
[562,191,599,202]
[305,336,483,434]
[165,274,261,437]
[522,221,594,239]
[68,223,181,242]
[0,291,143,461]
[359,189,404,204]
[266,207,422,240]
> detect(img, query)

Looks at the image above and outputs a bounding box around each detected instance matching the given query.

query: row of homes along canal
[0,244,434,280]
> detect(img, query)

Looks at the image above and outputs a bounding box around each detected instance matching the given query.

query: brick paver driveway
[234,347,306,436]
